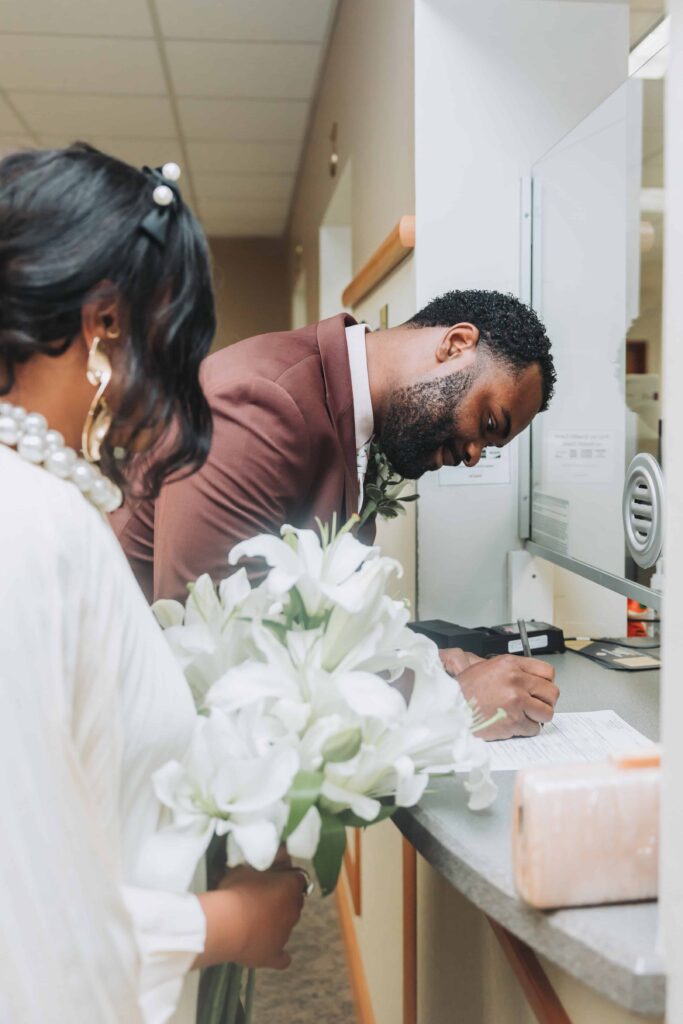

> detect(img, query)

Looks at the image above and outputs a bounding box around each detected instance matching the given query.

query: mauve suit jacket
[112,313,365,602]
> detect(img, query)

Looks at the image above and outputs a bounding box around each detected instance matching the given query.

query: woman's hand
[195,861,306,970]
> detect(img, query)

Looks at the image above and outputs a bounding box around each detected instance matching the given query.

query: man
[114,289,559,739]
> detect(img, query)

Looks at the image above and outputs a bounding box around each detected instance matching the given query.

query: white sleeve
[121,887,206,1024]
[0,455,207,1024]
[0,479,144,1022]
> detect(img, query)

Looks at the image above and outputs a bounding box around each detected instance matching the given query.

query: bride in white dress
[0,144,305,1024]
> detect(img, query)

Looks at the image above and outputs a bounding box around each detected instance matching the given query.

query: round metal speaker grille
[622,453,664,569]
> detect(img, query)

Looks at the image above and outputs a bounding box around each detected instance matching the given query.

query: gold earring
[82,336,113,463]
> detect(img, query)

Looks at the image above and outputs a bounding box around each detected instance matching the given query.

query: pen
[517,617,532,658]
[517,618,544,729]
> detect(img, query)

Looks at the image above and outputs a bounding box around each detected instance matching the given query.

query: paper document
[487,710,655,771]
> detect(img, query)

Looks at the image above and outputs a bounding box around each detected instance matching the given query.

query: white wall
[414,0,629,624]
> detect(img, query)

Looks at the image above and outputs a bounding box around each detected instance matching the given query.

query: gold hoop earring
[82,336,113,463]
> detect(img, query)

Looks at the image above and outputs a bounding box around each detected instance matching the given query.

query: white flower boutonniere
[359,441,419,527]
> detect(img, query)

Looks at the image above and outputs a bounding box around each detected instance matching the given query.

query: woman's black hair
[0,142,215,497]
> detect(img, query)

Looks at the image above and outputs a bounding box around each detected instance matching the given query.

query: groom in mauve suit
[113,290,560,739]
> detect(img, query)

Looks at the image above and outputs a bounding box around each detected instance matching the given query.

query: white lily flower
[153,517,497,896]
[149,710,300,879]
[286,805,322,859]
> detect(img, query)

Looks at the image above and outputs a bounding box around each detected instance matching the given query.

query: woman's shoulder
[0,444,108,546]
[0,446,136,607]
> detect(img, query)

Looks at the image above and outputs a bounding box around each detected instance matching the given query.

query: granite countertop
[394,650,664,1015]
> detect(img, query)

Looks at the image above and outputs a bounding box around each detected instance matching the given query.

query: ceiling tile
[0,37,166,94]
[0,135,35,158]
[39,135,185,170]
[188,139,299,174]
[0,0,154,36]
[11,94,175,140]
[178,97,308,142]
[157,0,334,43]
[167,40,320,98]
[193,171,294,200]
[0,96,26,134]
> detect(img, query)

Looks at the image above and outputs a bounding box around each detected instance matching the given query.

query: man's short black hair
[408,289,556,411]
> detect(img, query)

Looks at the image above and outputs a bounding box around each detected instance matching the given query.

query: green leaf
[260,618,288,642]
[286,585,308,625]
[313,813,347,896]
[283,771,323,839]
[322,727,362,764]
[401,493,420,503]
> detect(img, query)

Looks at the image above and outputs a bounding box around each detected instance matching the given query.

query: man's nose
[463,442,483,467]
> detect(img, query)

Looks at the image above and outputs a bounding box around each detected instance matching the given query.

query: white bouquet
[151,517,498,1021]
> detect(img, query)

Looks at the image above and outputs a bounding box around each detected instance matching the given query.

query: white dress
[0,444,206,1023]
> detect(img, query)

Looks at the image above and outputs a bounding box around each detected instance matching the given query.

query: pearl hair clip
[140,162,183,247]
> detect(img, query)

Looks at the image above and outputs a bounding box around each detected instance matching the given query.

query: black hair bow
[139,165,182,247]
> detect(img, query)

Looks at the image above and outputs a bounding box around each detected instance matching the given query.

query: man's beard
[378,368,475,479]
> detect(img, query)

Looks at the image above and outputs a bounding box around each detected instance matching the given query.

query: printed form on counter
[485,710,655,771]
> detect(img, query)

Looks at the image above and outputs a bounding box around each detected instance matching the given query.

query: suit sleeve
[153,376,311,600]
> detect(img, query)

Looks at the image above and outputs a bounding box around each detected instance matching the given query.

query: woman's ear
[435,322,481,363]
[81,281,123,350]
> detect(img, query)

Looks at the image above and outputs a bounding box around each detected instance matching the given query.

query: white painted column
[659,1,683,1018]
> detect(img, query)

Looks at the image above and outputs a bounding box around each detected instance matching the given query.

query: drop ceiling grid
[0,0,336,237]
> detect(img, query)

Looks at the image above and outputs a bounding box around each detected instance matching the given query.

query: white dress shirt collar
[345,322,374,512]
[345,322,374,452]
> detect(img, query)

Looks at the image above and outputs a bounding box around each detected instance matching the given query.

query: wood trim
[342,214,416,308]
[402,839,418,1024]
[343,828,362,916]
[487,918,573,1024]
[335,871,376,1024]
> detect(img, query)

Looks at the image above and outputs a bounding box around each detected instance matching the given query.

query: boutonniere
[359,441,419,526]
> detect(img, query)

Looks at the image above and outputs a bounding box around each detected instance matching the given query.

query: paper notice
[485,710,655,771]
[544,430,616,483]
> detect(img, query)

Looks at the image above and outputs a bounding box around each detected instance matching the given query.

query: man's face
[379,356,544,480]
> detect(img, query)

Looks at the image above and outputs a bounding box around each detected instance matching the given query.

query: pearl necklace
[0,402,122,514]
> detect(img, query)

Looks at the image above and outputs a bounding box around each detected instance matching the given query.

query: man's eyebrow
[500,409,512,439]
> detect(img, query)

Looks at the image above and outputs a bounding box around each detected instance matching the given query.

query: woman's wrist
[193,890,243,969]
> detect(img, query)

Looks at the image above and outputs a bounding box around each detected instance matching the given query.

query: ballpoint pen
[517,618,544,728]
[517,617,532,658]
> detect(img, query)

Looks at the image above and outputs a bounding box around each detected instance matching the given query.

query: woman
[0,144,305,1023]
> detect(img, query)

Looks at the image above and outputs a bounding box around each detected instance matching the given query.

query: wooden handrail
[342,215,415,308]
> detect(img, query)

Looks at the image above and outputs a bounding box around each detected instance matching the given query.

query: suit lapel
[317,312,360,520]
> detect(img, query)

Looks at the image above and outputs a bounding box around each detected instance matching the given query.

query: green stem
[471,707,507,733]
[225,964,243,1024]
[206,964,232,1024]
[243,969,257,1024]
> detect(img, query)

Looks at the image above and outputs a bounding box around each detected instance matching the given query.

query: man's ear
[435,322,480,364]
[81,281,123,351]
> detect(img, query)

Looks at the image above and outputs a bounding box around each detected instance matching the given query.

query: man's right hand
[455,654,559,740]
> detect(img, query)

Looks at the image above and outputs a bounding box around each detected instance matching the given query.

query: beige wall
[287,0,415,321]
[417,864,663,1024]
[208,237,289,351]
